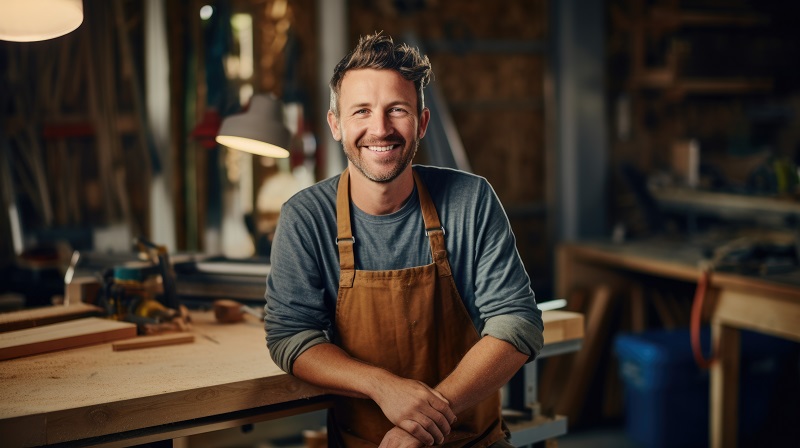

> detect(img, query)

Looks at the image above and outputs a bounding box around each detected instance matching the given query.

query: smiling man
[265,33,543,448]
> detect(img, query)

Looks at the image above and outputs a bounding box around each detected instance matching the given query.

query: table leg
[710,321,740,448]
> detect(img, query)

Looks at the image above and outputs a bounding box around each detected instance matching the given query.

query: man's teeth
[367,145,394,152]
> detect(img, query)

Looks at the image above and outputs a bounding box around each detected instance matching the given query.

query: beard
[342,133,420,183]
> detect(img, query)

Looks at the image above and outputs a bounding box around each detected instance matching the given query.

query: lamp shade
[216,94,291,159]
[0,0,83,42]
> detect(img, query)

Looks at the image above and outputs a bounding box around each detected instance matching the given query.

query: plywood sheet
[0,317,136,360]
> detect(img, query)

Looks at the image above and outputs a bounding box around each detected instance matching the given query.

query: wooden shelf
[651,187,800,220]
[636,74,773,95]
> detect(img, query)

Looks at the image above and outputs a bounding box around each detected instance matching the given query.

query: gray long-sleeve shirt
[265,165,544,374]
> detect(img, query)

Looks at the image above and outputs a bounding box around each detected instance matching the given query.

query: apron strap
[336,169,356,288]
[335,168,453,283]
[413,170,453,278]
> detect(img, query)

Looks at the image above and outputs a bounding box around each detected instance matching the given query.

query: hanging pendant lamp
[0,0,84,42]
[216,94,291,159]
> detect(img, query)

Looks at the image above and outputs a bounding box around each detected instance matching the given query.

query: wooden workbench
[557,240,800,448]
[0,310,583,447]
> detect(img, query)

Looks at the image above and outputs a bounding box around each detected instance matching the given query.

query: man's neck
[348,165,414,216]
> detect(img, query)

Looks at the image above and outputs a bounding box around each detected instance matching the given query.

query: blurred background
[1,1,800,445]
[2,0,800,303]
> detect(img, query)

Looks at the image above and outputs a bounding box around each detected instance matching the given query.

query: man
[265,33,543,447]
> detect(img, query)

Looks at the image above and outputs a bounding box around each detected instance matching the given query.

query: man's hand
[378,427,425,448]
[291,344,456,444]
[370,376,457,445]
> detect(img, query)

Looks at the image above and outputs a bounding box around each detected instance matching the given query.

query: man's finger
[427,396,457,425]
[398,418,439,446]
[422,407,452,439]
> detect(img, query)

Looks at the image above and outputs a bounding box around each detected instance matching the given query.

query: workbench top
[0,309,583,447]
[0,311,323,446]
[561,239,800,294]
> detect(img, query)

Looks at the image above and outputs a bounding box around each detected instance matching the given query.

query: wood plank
[715,288,800,342]
[112,333,195,351]
[0,312,324,444]
[65,276,102,304]
[651,289,678,329]
[0,415,47,447]
[542,311,584,344]
[629,283,646,332]
[538,289,588,415]
[0,317,136,360]
[555,285,617,425]
[0,302,103,333]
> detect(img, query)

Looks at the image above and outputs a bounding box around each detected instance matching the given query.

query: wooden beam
[0,318,136,360]
[715,289,800,342]
[555,285,617,425]
[112,333,195,351]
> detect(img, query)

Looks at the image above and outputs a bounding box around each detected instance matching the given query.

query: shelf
[507,414,568,446]
[635,74,773,94]
[650,187,800,221]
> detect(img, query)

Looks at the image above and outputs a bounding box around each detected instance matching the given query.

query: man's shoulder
[414,165,488,187]
[413,165,491,200]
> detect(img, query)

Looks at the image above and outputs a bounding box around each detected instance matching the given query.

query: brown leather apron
[329,168,506,447]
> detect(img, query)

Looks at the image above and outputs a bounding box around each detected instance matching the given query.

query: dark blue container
[613,327,794,448]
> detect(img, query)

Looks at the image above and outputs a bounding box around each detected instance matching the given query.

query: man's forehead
[339,69,417,103]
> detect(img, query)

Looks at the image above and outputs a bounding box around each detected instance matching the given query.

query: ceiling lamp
[0,0,84,42]
[216,94,291,159]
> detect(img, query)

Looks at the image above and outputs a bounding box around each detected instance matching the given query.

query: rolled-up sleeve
[265,201,334,374]
[481,315,544,362]
[472,180,544,362]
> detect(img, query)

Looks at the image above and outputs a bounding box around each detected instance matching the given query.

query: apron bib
[329,168,506,447]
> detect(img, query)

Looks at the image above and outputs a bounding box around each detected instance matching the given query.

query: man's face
[327,68,430,183]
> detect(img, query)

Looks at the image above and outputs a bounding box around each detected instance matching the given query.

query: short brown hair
[329,32,433,118]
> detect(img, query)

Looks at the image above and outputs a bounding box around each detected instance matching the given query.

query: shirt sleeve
[264,199,334,374]
[472,180,544,362]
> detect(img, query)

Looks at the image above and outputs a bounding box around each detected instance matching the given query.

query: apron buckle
[425,226,445,237]
[336,236,355,245]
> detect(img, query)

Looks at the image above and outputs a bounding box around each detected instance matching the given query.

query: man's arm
[293,342,457,445]
[435,335,528,414]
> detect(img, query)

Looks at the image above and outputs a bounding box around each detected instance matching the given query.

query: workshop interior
[1,0,800,447]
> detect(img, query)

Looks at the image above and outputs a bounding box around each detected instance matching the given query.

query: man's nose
[368,113,392,137]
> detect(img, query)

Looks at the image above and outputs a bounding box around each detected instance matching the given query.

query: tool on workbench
[95,237,189,334]
[213,299,264,323]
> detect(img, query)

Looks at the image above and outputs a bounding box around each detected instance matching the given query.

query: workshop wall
[606,0,800,236]
[6,1,799,299]
[0,0,153,271]
[346,0,553,295]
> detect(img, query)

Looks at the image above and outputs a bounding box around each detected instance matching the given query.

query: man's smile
[365,144,398,152]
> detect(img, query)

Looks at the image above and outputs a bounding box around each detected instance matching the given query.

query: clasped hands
[371,377,457,447]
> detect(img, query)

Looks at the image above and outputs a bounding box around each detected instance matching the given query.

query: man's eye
[389,107,407,115]
[355,109,369,115]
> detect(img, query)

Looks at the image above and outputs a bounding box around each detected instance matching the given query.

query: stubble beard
[343,136,420,183]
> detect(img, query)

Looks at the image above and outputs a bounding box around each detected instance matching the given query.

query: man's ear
[418,108,431,139]
[327,110,341,141]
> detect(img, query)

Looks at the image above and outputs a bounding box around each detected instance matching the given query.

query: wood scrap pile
[0,302,194,361]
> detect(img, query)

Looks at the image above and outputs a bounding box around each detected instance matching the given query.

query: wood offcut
[0,317,136,360]
[112,333,195,351]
